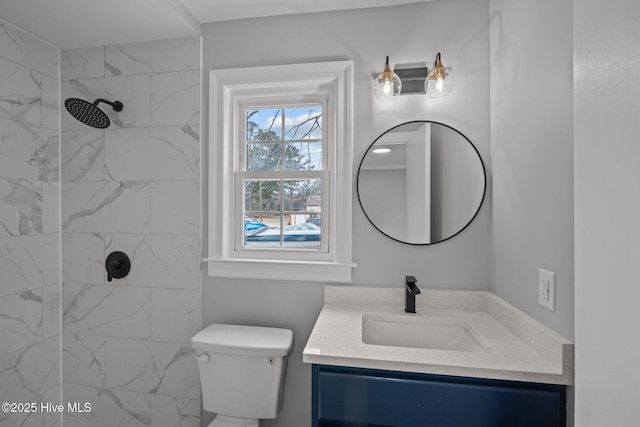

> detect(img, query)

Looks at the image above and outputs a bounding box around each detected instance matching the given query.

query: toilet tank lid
[191,324,293,356]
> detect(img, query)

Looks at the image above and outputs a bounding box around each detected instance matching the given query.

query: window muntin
[239,102,326,250]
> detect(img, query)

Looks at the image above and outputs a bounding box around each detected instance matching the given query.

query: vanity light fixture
[372,56,402,101]
[373,52,455,100]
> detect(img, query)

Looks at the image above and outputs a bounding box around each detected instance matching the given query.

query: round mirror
[357,121,486,245]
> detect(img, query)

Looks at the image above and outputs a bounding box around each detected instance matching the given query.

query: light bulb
[382,81,392,96]
[373,147,391,154]
[425,52,455,99]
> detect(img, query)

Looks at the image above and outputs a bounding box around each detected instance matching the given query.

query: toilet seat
[209,414,259,427]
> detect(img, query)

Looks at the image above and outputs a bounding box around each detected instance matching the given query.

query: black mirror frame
[356,120,487,246]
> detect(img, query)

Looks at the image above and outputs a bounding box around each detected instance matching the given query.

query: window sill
[204,258,356,283]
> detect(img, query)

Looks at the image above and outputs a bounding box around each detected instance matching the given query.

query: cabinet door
[312,365,566,427]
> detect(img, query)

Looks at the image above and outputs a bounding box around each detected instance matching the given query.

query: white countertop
[303,286,573,385]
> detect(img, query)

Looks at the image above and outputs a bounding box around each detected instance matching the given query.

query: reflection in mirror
[357,121,486,245]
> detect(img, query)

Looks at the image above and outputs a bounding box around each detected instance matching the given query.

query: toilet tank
[191,324,293,419]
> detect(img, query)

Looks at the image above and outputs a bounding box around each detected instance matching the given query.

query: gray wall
[201,2,490,425]
[489,0,574,340]
[0,19,61,427]
[574,0,640,424]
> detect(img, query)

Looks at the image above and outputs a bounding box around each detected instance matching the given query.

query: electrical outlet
[538,268,556,311]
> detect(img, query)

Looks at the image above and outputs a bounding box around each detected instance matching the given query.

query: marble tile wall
[60,36,201,427]
[0,19,61,427]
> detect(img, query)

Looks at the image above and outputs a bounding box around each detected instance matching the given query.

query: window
[241,103,326,251]
[206,61,355,282]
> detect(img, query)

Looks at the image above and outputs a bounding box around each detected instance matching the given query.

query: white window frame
[205,61,355,282]
[236,98,329,254]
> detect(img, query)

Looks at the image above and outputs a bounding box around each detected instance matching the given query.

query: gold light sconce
[373,52,455,100]
[372,56,402,101]
[426,52,455,98]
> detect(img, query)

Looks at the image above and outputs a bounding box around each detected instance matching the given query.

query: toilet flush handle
[195,353,210,363]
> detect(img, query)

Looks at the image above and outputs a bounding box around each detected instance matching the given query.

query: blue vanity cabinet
[312,365,566,427]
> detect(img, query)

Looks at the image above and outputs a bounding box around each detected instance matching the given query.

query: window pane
[284,142,322,170]
[244,180,281,211]
[284,106,322,140]
[244,214,282,248]
[242,105,324,251]
[283,179,321,212]
[247,109,282,141]
[282,221,321,249]
[247,143,283,171]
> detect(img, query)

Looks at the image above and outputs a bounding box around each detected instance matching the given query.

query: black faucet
[404,276,421,313]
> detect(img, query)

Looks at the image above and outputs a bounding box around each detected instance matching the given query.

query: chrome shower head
[64,98,123,129]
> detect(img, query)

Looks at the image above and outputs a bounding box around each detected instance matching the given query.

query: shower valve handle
[105,251,131,282]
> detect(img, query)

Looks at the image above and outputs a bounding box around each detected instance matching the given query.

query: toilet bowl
[192,324,294,427]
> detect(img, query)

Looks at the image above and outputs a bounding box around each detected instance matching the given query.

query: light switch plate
[538,268,556,311]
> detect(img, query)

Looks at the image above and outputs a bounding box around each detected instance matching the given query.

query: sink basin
[362,315,488,353]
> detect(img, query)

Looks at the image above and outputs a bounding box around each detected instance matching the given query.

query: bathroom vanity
[312,364,565,427]
[303,286,573,427]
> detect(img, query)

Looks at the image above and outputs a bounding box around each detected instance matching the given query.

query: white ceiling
[0,0,434,50]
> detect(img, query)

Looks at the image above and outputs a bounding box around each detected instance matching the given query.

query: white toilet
[191,324,294,427]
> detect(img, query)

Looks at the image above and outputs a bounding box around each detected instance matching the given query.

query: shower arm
[93,98,123,112]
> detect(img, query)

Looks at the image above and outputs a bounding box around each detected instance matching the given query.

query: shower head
[64,98,123,129]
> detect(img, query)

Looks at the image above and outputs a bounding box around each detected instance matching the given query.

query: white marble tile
[0,337,59,427]
[150,180,199,235]
[61,46,105,80]
[62,232,105,285]
[61,181,150,233]
[38,130,59,181]
[61,130,105,182]
[151,70,199,127]
[42,386,63,427]
[151,289,201,343]
[62,334,106,387]
[0,234,59,297]
[62,75,150,130]
[0,336,60,402]
[0,20,59,79]
[106,338,199,399]
[105,126,199,181]
[43,284,61,340]
[0,177,42,236]
[63,384,150,427]
[0,118,58,181]
[38,336,61,393]
[44,234,63,286]
[105,37,200,76]
[104,234,200,289]
[0,348,35,403]
[150,395,200,427]
[42,181,60,233]
[63,284,150,339]
[0,289,42,357]
[0,56,41,126]
[41,74,59,131]
[0,409,43,427]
